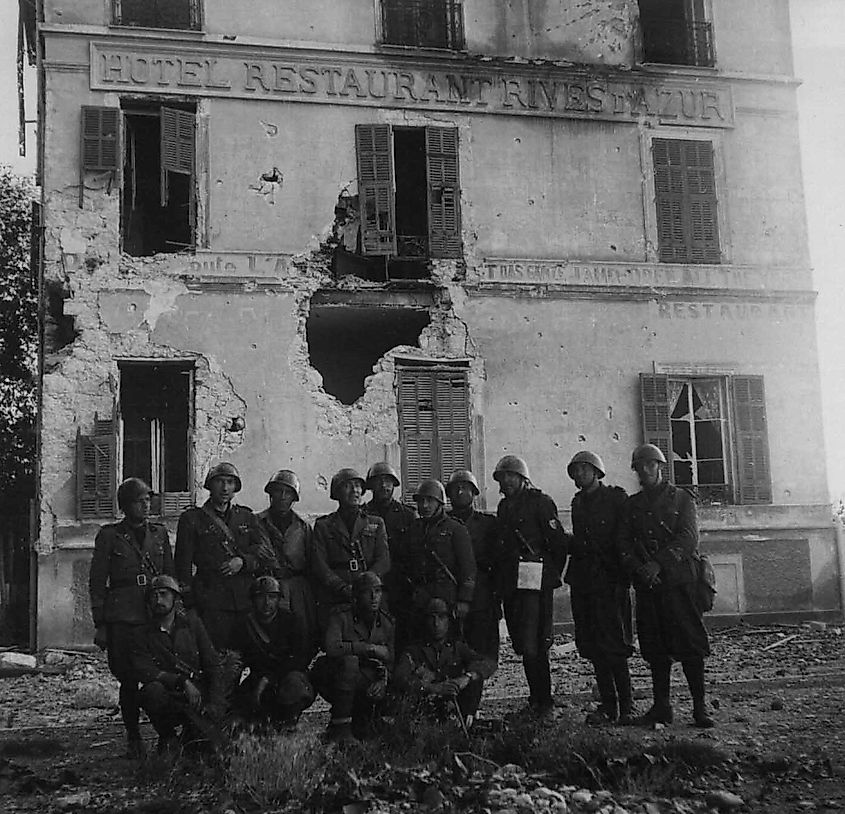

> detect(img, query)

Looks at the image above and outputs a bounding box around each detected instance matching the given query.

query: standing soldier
[445,469,502,662]
[494,455,569,717]
[257,469,319,661]
[398,479,476,650]
[565,451,634,725]
[312,468,390,630]
[174,462,270,650]
[89,477,173,758]
[619,444,713,728]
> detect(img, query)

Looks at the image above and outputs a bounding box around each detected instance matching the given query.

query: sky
[0,2,843,499]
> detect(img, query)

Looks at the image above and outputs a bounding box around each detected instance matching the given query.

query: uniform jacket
[399,511,476,607]
[618,482,699,591]
[363,499,415,553]
[565,483,628,590]
[497,487,570,595]
[394,637,496,691]
[89,519,173,626]
[447,508,501,613]
[131,610,223,704]
[229,608,309,681]
[256,509,313,579]
[324,605,395,674]
[312,510,389,605]
[174,501,269,613]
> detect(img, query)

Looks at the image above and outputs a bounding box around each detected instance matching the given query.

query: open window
[381,0,464,50]
[77,362,194,520]
[397,363,471,503]
[112,0,202,30]
[638,0,714,67]
[640,373,771,505]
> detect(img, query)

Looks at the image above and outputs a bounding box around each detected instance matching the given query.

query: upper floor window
[112,0,202,30]
[381,0,465,50]
[638,0,714,67]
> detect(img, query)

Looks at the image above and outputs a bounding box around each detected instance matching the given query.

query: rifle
[170,655,227,751]
[453,697,470,739]
[513,528,540,559]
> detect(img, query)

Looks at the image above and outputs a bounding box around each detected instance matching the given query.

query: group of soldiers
[89,443,713,757]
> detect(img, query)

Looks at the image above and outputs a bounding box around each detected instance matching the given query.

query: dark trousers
[464,609,500,663]
[106,622,144,742]
[199,609,241,652]
[311,654,383,725]
[233,670,315,724]
[138,681,217,742]
[504,589,554,705]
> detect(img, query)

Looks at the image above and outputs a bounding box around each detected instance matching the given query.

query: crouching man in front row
[229,576,315,731]
[393,597,496,730]
[131,575,226,754]
[311,571,394,743]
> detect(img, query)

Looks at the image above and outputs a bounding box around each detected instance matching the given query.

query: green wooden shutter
[160,107,195,206]
[639,373,673,481]
[81,107,119,171]
[356,124,396,256]
[731,375,772,504]
[435,371,470,483]
[77,412,117,519]
[653,138,720,264]
[397,368,436,503]
[426,127,461,258]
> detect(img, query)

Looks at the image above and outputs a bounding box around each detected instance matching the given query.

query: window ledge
[375,43,467,59]
[107,25,205,39]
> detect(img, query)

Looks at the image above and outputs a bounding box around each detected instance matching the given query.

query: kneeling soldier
[394,597,496,728]
[311,572,394,742]
[229,576,315,730]
[132,575,225,754]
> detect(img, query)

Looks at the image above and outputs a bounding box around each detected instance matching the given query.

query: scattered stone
[0,652,37,669]
[771,698,784,711]
[807,621,827,633]
[643,803,662,814]
[55,791,92,809]
[71,680,118,709]
[705,790,744,810]
[571,791,593,805]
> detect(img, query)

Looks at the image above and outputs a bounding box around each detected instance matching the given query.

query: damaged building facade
[30,0,838,646]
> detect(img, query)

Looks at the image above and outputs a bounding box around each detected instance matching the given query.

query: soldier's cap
[352,571,382,595]
[250,575,281,597]
[149,575,181,595]
[425,597,450,617]
[117,477,151,510]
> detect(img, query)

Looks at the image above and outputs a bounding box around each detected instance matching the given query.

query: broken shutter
[80,106,119,207]
[398,369,436,503]
[653,138,720,264]
[426,127,461,258]
[160,107,195,206]
[731,375,772,504]
[77,412,117,519]
[435,371,471,483]
[356,124,396,256]
[639,373,673,481]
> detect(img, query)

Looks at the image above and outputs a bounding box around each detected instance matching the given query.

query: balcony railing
[382,0,465,50]
[641,18,714,67]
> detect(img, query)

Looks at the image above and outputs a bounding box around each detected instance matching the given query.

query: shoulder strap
[200,503,239,558]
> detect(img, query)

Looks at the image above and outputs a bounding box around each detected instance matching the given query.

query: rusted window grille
[382,0,465,50]
[641,18,714,67]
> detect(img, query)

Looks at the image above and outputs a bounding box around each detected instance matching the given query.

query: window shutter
[426,127,461,258]
[356,124,396,256]
[683,141,720,263]
[639,373,673,481]
[77,412,117,519]
[397,369,436,503]
[161,107,195,206]
[731,375,772,504]
[81,107,119,171]
[435,371,470,483]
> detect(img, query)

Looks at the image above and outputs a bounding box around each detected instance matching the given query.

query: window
[112,0,201,30]
[640,373,772,505]
[77,363,194,519]
[381,0,464,50]
[638,0,714,67]
[355,124,461,264]
[652,138,720,264]
[80,104,196,256]
[397,364,471,503]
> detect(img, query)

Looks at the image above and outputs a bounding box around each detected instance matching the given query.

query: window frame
[111,0,203,31]
[637,0,716,68]
[377,0,466,51]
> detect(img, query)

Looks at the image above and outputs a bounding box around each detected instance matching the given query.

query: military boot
[585,659,618,726]
[611,659,636,726]
[638,659,673,725]
[682,659,715,728]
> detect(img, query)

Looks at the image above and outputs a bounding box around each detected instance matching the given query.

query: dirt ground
[1,622,844,813]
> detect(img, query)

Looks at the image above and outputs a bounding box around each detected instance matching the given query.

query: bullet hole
[562,410,568,416]
[44,279,78,353]
[307,298,430,405]
[259,121,279,137]
[578,434,586,442]
[261,167,283,184]
[607,406,613,420]
[514,137,521,144]
[250,343,257,350]
[612,432,620,441]
[528,199,535,206]
[317,474,329,491]
[610,244,617,251]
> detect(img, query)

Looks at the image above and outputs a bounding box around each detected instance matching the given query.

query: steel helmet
[631,443,668,468]
[425,597,450,616]
[264,469,301,500]
[329,468,366,500]
[149,575,182,595]
[204,462,242,492]
[117,477,151,510]
[567,451,606,480]
[413,479,446,504]
[493,455,531,483]
[250,575,282,597]
[366,461,400,488]
[446,469,480,496]
[352,571,382,594]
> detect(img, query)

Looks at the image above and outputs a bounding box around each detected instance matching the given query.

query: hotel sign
[90,42,733,127]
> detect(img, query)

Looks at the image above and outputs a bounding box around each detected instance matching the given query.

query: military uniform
[174,500,270,649]
[498,487,569,710]
[395,511,476,646]
[229,606,315,725]
[363,498,415,607]
[256,508,319,660]
[448,506,501,661]
[311,509,389,624]
[89,518,173,749]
